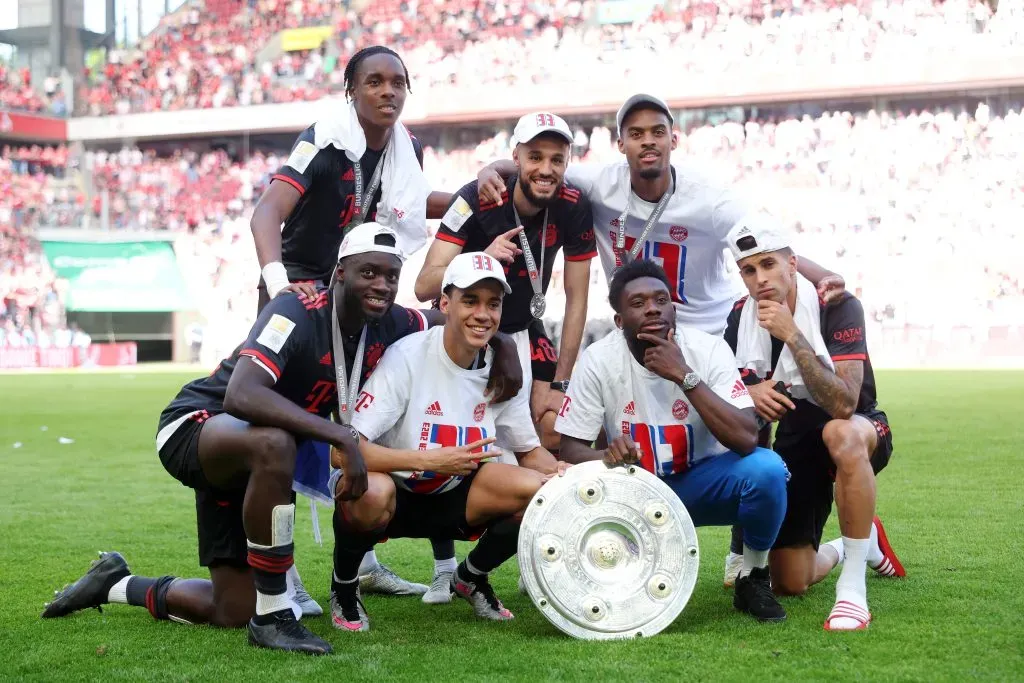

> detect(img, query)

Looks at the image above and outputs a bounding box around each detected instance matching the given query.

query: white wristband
[262,261,290,299]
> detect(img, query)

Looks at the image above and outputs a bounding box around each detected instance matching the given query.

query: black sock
[464,517,520,576]
[431,538,455,561]
[125,575,177,620]
[332,506,384,586]
[730,524,744,555]
[125,576,158,607]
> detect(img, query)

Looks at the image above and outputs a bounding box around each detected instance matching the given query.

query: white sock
[738,544,769,579]
[256,590,295,616]
[464,558,487,578]
[358,550,380,575]
[825,538,846,564]
[831,536,870,628]
[107,576,132,604]
[866,522,884,567]
[435,557,457,575]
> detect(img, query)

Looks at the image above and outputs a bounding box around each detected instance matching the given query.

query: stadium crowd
[45,0,1019,116]
[0,146,80,348]
[2,97,1021,351]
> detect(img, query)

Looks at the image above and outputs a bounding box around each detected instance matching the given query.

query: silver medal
[530,293,547,319]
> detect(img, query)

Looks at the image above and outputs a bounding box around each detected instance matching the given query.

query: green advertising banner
[42,240,193,312]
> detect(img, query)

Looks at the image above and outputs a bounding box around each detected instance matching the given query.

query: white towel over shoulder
[734,275,834,404]
[312,101,431,255]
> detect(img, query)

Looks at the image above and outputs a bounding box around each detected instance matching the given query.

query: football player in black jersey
[415,112,596,457]
[722,220,905,632]
[249,45,454,603]
[40,224,523,655]
[250,46,451,311]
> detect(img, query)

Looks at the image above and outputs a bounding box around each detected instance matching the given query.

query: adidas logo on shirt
[425,401,444,416]
[731,380,749,399]
[623,401,636,416]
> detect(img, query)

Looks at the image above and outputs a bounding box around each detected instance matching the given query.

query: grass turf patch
[1,370,1021,681]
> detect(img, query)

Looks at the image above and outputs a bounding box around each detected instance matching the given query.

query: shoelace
[472,578,503,611]
[748,575,776,605]
[337,591,364,622]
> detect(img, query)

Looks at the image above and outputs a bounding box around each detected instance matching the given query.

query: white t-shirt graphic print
[352,327,540,494]
[555,327,754,477]
[565,161,754,334]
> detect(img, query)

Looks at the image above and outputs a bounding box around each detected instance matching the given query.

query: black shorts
[157,410,248,568]
[382,466,487,541]
[528,319,557,384]
[771,410,893,551]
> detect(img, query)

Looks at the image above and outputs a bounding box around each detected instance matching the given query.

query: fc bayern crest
[474,403,486,422]
[669,226,688,242]
[672,399,689,420]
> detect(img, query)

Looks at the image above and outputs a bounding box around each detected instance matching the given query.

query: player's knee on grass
[337,472,396,531]
[769,550,815,596]
[822,419,871,471]
[248,428,298,482]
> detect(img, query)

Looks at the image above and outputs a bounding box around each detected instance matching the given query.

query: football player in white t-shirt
[555,259,790,623]
[477,93,845,336]
[329,252,567,631]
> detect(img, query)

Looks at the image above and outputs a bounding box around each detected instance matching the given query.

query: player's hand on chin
[478,167,506,206]
[636,330,689,383]
[425,437,496,476]
[756,299,799,342]
[603,436,640,468]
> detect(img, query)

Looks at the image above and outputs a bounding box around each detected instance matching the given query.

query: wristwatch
[679,371,701,392]
[550,380,569,393]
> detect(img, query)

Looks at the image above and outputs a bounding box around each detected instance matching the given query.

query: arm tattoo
[787,332,862,418]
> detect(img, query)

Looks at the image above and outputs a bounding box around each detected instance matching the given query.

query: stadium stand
[1,0,1021,366]
[64,0,1024,115]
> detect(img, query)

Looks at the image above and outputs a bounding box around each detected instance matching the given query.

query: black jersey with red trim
[723,292,878,436]
[159,291,428,427]
[434,175,597,334]
[271,126,425,283]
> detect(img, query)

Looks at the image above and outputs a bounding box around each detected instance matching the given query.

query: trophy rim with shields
[518,460,700,640]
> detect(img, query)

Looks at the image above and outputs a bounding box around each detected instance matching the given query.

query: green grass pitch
[1,370,1022,681]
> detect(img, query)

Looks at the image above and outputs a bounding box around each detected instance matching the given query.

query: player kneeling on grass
[329,252,568,631]
[555,259,790,623]
[40,225,523,655]
[722,218,905,631]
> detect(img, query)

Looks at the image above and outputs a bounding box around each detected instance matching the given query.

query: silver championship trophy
[518,461,700,640]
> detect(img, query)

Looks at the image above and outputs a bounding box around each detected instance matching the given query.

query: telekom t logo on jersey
[354,391,375,413]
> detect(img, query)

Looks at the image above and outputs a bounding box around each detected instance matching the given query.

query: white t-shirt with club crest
[565,161,753,335]
[555,327,755,477]
[351,327,540,494]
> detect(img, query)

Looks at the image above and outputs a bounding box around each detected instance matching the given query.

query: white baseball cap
[337,222,405,263]
[441,252,512,294]
[510,112,573,147]
[726,213,793,262]
[616,93,674,135]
